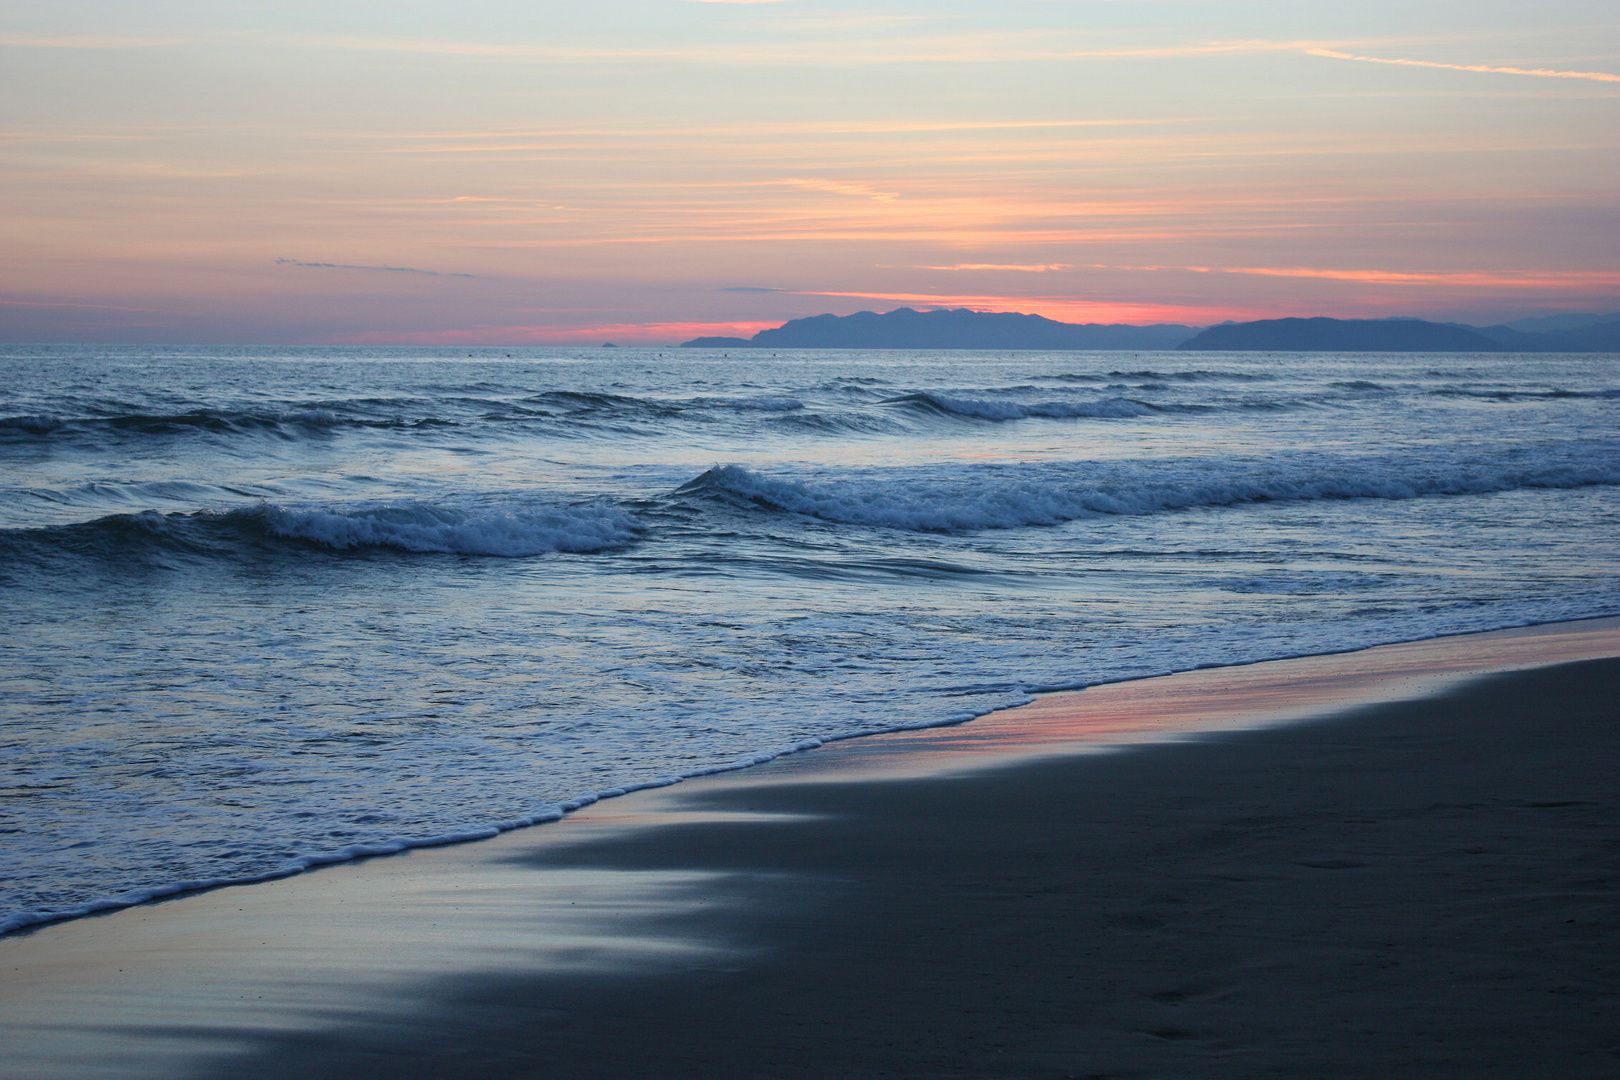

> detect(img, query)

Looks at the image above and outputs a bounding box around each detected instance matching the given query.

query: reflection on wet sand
[744,615,1620,781]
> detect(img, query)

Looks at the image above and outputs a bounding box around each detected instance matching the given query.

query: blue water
[3,344,1618,933]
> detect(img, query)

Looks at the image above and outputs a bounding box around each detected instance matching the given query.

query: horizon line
[6,305,1618,350]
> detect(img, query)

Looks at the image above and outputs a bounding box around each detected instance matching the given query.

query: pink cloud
[329,320,781,346]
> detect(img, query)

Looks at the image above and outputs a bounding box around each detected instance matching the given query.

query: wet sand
[3,618,1619,1079]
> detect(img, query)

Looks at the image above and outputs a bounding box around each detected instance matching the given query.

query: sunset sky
[3,1,1617,344]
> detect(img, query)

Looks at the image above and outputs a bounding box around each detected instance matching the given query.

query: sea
[2,344,1618,934]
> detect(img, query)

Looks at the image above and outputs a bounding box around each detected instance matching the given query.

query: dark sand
[3,621,1618,1079]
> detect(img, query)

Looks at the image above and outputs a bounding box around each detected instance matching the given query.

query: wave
[1,499,642,567]
[520,390,687,417]
[1428,388,1620,401]
[1105,369,1275,382]
[1034,370,1275,383]
[263,502,639,555]
[677,455,1620,533]
[0,408,454,441]
[16,379,1607,453]
[4,479,284,520]
[1216,571,1392,595]
[882,392,1157,421]
[766,411,908,435]
[522,391,808,416]
[0,389,805,445]
[0,414,64,434]
[680,395,805,412]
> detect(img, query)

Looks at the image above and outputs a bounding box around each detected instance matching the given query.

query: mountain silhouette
[684,309,1620,352]
[1179,317,1503,352]
[682,308,1198,350]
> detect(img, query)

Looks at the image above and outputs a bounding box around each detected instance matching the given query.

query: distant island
[1180,315,1620,352]
[681,307,1620,352]
[1471,316,1620,353]
[682,308,1197,350]
[1179,317,1500,352]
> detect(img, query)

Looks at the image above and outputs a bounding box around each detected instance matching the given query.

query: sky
[2,0,1618,344]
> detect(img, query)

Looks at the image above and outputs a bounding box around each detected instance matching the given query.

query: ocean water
[2,344,1618,933]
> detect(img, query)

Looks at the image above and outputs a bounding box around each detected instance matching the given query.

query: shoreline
[6,611,1619,940]
[3,616,1619,1078]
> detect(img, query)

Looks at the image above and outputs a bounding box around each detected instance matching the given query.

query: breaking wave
[678,454,1620,533]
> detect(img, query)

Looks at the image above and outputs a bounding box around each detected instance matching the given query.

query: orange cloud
[920,263,1074,272]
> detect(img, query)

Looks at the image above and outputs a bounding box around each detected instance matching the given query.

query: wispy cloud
[331,320,780,346]
[1216,266,1620,287]
[276,258,478,278]
[355,118,1188,143]
[1090,263,1620,289]
[288,32,1351,66]
[0,131,152,145]
[0,33,184,49]
[781,178,899,202]
[1062,39,1331,60]
[921,263,1074,272]
[0,299,163,311]
[1306,48,1620,84]
[717,286,787,292]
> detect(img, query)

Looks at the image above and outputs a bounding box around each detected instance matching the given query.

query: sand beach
[3,617,1618,1079]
